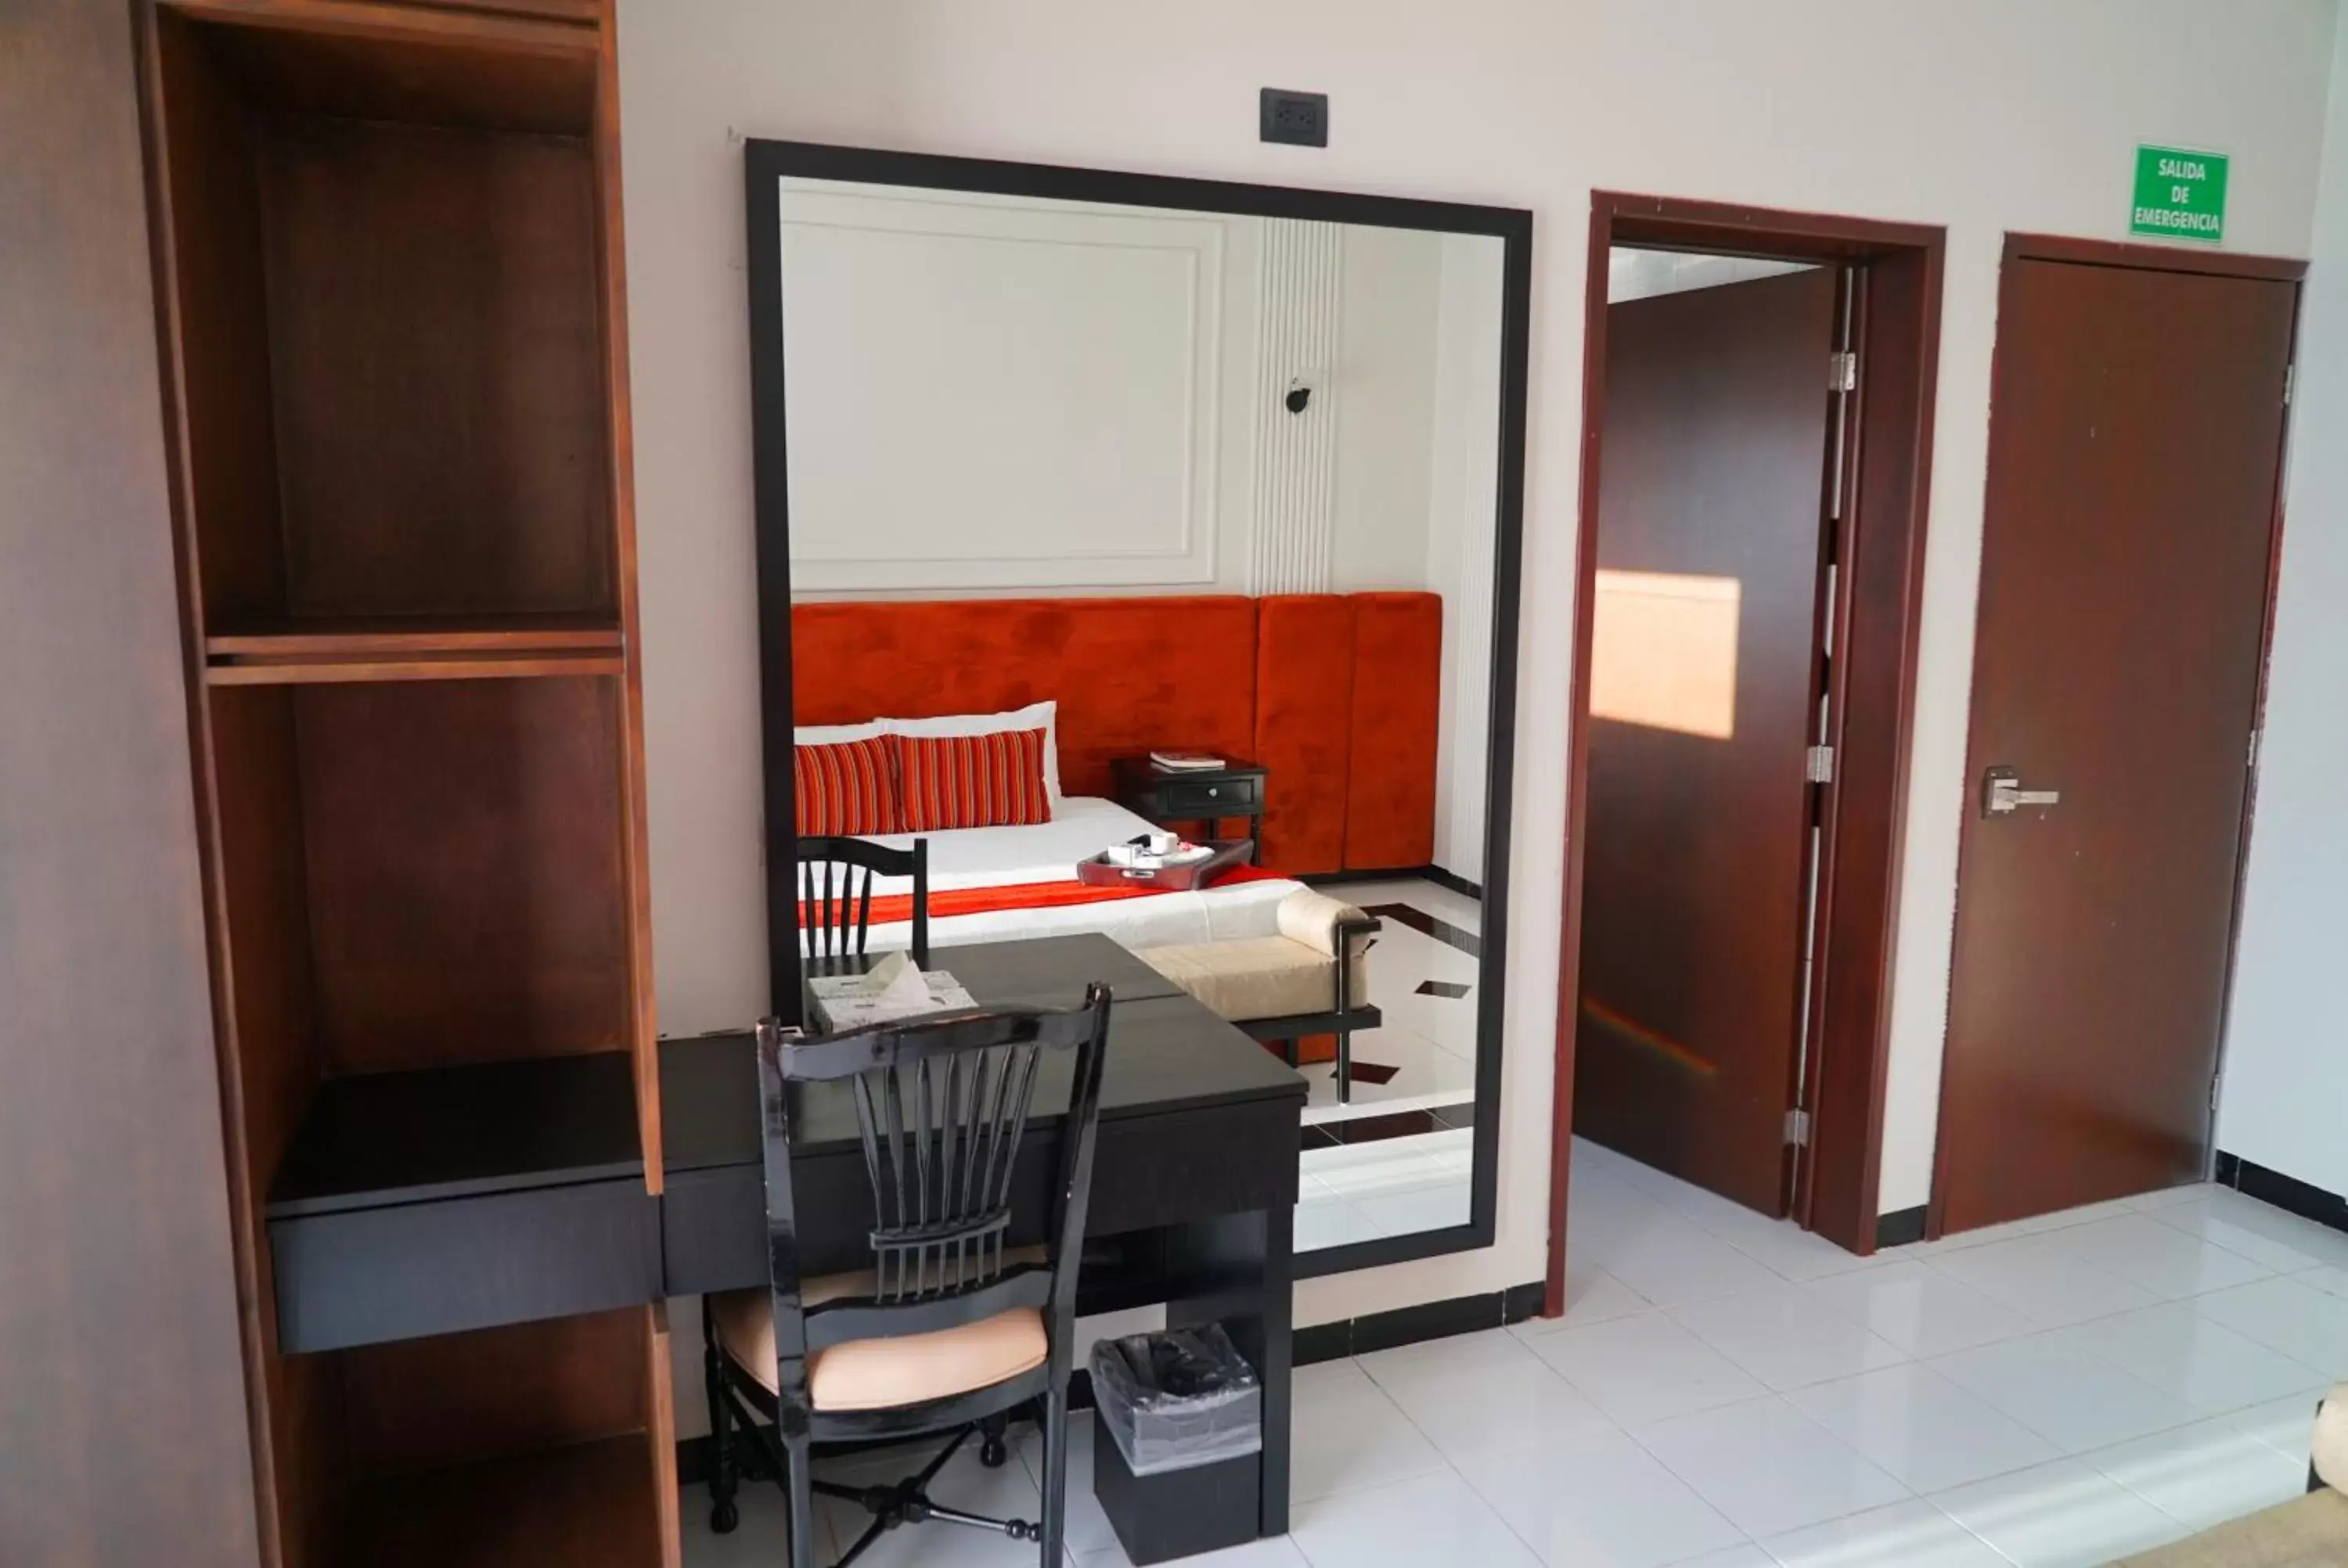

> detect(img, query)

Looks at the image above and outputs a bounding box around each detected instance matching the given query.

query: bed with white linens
[848,795,1304,954]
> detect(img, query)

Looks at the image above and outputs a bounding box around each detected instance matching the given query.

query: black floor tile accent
[1337,1109,1429,1144]
[1338,1060,1399,1087]
[1366,903,1480,958]
[1303,1102,1477,1154]
[1322,1109,1438,1144]
[1414,979,1472,999]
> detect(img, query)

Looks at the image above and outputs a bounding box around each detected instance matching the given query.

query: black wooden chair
[798,834,929,966]
[702,988,1113,1566]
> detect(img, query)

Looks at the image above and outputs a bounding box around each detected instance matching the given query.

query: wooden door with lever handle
[1932,244,2296,1235]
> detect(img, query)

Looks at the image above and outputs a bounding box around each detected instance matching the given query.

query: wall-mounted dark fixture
[1284,378,1313,415]
[1260,88,1329,148]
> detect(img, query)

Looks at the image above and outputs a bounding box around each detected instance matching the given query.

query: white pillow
[794,720,884,745]
[883,700,1061,801]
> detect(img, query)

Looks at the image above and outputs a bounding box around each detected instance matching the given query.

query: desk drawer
[270,1178,660,1353]
[1160,775,1261,817]
[662,1098,1300,1294]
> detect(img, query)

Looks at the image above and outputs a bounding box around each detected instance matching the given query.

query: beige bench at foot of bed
[2110,1387,2346,1566]
[1133,890,1381,1103]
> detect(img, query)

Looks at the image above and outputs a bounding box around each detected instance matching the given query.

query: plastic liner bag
[1089,1324,1264,1477]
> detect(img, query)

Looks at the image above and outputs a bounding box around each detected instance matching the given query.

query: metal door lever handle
[1982,767,2061,817]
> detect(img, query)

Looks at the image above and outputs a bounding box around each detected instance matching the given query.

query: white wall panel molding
[776,185,1226,591]
[1248,218,1343,594]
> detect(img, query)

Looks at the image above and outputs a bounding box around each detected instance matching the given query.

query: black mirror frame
[744,138,1532,1280]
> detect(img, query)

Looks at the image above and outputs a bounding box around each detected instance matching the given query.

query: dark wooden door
[1576,266,1838,1214]
[1934,257,2293,1234]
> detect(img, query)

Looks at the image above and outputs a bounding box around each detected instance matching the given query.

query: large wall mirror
[746,142,1529,1276]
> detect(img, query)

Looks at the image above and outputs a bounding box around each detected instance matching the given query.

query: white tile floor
[1299,876,1482,1123]
[1294,876,1484,1252]
[682,1139,2348,1567]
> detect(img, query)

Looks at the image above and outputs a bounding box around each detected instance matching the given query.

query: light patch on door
[1588,569,1741,739]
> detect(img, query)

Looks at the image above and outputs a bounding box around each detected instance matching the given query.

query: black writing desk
[265,933,1306,1537]
[661,933,1306,1536]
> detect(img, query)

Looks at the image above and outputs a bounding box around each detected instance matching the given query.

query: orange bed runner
[804,862,1287,930]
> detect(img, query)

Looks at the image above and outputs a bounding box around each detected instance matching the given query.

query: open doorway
[1574,251,1844,1219]
[1547,197,1946,1314]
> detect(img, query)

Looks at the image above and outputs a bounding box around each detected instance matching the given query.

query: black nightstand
[1112,757,1269,865]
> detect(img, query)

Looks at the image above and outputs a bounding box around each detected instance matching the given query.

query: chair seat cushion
[1136,936,1351,1021]
[2314,1387,2346,1490]
[711,1281,1049,1413]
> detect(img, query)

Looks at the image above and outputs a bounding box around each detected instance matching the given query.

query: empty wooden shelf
[138,0,667,1562]
[205,613,628,682]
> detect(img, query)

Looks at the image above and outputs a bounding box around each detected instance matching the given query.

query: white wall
[1329,224,1442,588]
[1607,246,1815,304]
[2219,20,2348,1199]
[776,188,1472,602]
[617,0,2338,1325]
[778,184,1251,595]
[1427,233,1504,880]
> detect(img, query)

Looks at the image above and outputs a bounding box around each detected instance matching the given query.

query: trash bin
[1089,1325,1264,1564]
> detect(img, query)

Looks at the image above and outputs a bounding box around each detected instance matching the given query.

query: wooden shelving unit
[139,0,671,1563]
[205,647,628,685]
[207,611,626,657]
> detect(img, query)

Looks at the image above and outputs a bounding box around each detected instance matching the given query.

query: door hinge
[2209,1074,2224,1112]
[2284,365,2295,407]
[2249,728,2263,771]
[1830,351,1858,393]
[1806,745,1835,784]
[1784,1108,1813,1147]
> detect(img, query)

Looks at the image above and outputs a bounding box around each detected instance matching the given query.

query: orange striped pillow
[794,736,901,836]
[893,728,1051,832]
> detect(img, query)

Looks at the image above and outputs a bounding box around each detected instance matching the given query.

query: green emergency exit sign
[2131,146,2228,243]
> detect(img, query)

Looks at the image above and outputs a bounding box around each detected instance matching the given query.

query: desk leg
[1164,1204,1293,1537]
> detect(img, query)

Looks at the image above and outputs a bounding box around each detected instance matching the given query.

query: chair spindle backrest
[796,834,928,966]
[849,1038,1044,1301]
[754,988,1111,1365]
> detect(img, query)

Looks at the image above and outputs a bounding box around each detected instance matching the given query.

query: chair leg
[1039,1384,1069,1566]
[786,1427,819,1568]
[703,1304,740,1534]
[1335,1026,1352,1105]
[978,1410,1010,1469]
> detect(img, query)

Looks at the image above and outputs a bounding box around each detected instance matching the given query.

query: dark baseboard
[1417,865,1484,902]
[1296,1282,1545,1366]
[1875,1206,1928,1249]
[1300,864,1483,902]
[2216,1151,2348,1236]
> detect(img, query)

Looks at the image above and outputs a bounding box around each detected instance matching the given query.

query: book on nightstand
[1149,751,1225,772]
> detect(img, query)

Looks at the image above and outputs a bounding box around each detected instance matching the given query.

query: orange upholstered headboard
[1346,593,1443,870]
[1254,595,1359,873]
[1253,592,1443,874]
[790,596,1259,798]
[790,591,1442,875]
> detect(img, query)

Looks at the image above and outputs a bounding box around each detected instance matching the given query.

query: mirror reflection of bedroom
[769,174,1511,1257]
